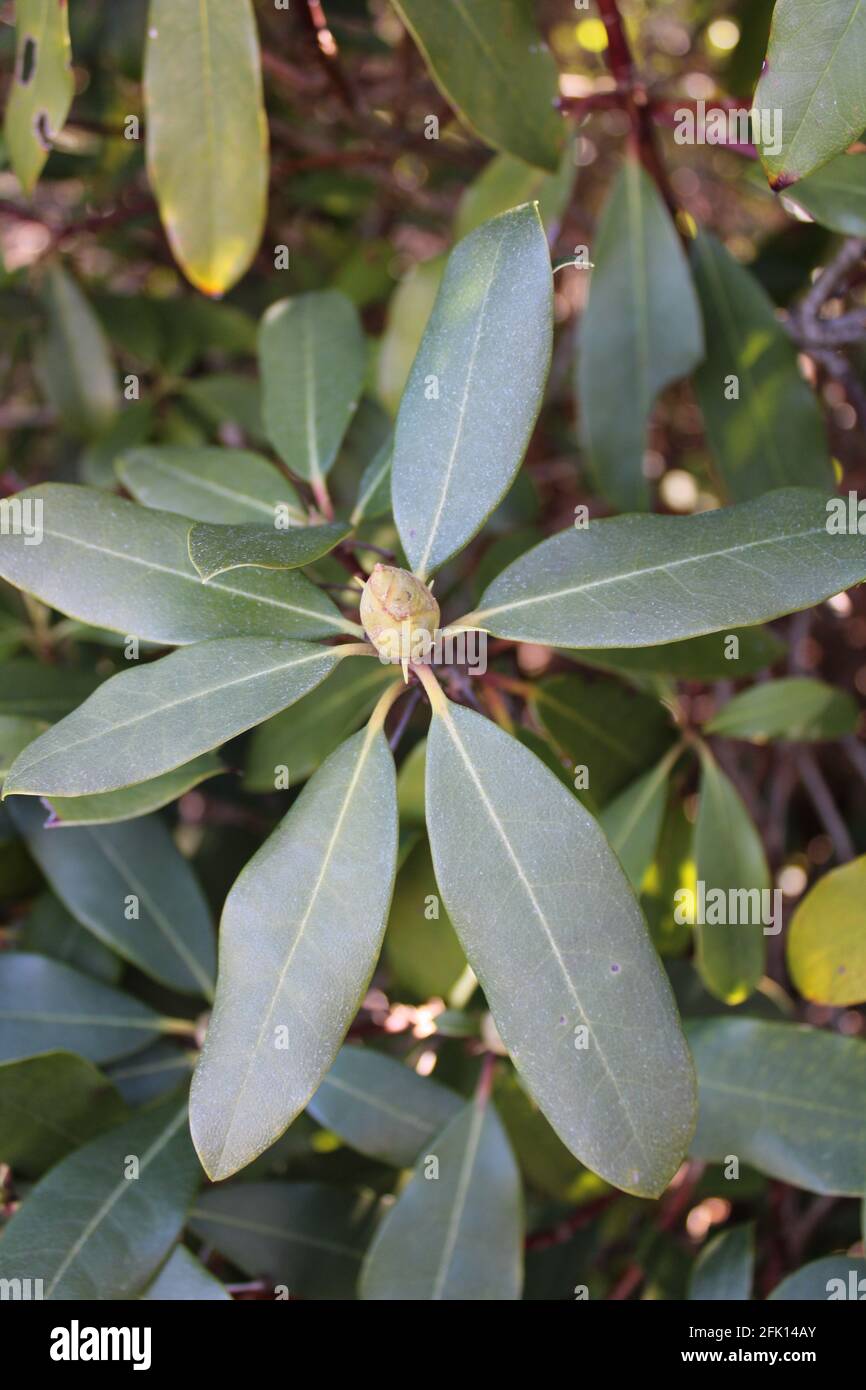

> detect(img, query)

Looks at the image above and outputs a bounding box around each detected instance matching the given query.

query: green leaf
[350,441,393,527]
[754,0,866,186]
[376,257,445,418]
[563,628,786,681]
[0,1095,201,1299]
[5,639,344,799]
[109,1041,194,1108]
[0,953,161,1065]
[81,401,157,489]
[4,0,74,194]
[188,520,351,582]
[424,699,696,1197]
[688,1018,866,1194]
[117,446,305,524]
[0,715,47,778]
[191,722,398,1180]
[0,1051,128,1177]
[391,0,563,171]
[455,139,576,241]
[576,163,704,512]
[308,1046,462,1168]
[143,0,268,294]
[782,151,866,235]
[139,1245,230,1301]
[35,268,119,439]
[494,1068,585,1200]
[384,835,468,1001]
[600,750,679,891]
[458,489,866,648]
[532,674,675,810]
[19,891,122,984]
[691,234,831,501]
[688,1224,754,1301]
[392,205,552,579]
[245,657,395,791]
[0,486,354,644]
[360,1096,523,1300]
[8,799,216,999]
[706,676,858,742]
[179,375,266,442]
[768,1255,866,1300]
[44,754,223,827]
[189,1183,376,1300]
[0,659,102,719]
[259,291,365,486]
[787,856,866,1005]
[692,748,768,1004]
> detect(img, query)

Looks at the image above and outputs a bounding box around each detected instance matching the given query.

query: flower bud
[360,564,440,678]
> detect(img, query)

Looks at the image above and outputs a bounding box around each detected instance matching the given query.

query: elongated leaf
[191,723,398,1179]
[692,748,768,1004]
[5,640,344,799]
[144,0,268,294]
[0,715,47,777]
[384,835,468,1001]
[376,258,445,418]
[188,520,350,582]
[0,659,102,719]
[688,1018,866,1194]
[109,1041,194,1108]
[259,291,365,486]
[117,446,305,524]
[707,676,858,742]
[5,0,73,188]
[44,754,222,827]
[754,0,866,186]
[19,891,122,984]
[0,1051,128,1177]
[392,205,552,579]
[245,657,395,791]
[692,234,831,501]
[531,674,675,810]
[458,489,866,648]
[455,139,576,241]
[494,1068,584,1201]
[391,0,562,171]
[558,628,785,681]
[308,1047,462,1168]
[689,1224,754,1301]
[576,163,703,512]
[140,1245,230,1301]
[425,699,696,1197]
[0,486,352,643]
[0,954,160,1064]
[8,800,216,999]
[783,151,866,234]
[788,856,866,1005]
[0,1095,201,1299]
[189,1183,375,1300]
[600,752,678,891]
[36,268,119,439]
[361,1097,522,1300]
[350,441,393,526]
[768,1255,866,1300]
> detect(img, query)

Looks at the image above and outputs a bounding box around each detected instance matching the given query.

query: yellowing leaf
[4,0,74,194]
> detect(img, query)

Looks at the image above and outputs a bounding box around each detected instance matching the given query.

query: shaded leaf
[144,0,268,294]
[0,486,352,644]
[117,446,305,525]
[140,1245,230,1301]
[425,699,696,1197]
[391,0,562,171]
[455,139,576,241]
[376,258,445,418]
[35,268,119,439]
[0,1095,201,1299]
[692,748,768,1004]
[600,750,679,891]
[189,1182,375,1300]
[19,891,122,984]
[0,1051,128,1177]
[458,489,866,648]
[768,1255,866,1301]
[259,291,365,486]
[109,1041,195,1108]
[692,234,831,501]
[0,954,161,1064]
[0,715,47,778]
[44,754,223,827]
[191,722,398,1180]
[308,1046,462,1168]
[689,1224,754,1301]
[350,441,393,527]
[384,835,468,1001]
[392,205,552,578]
[0,659,103,719]
[494,1068,585,1201]
[706,676,858,742]
[188,520,350,582]
[688,1018,866,1194]
[360,1097,523,1300]
[788,856,866,1005]
[754,0,866,185]
[576,163,703,511]
[4,0,74,193]
[783,151,866,235]
[564,627,786,681]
